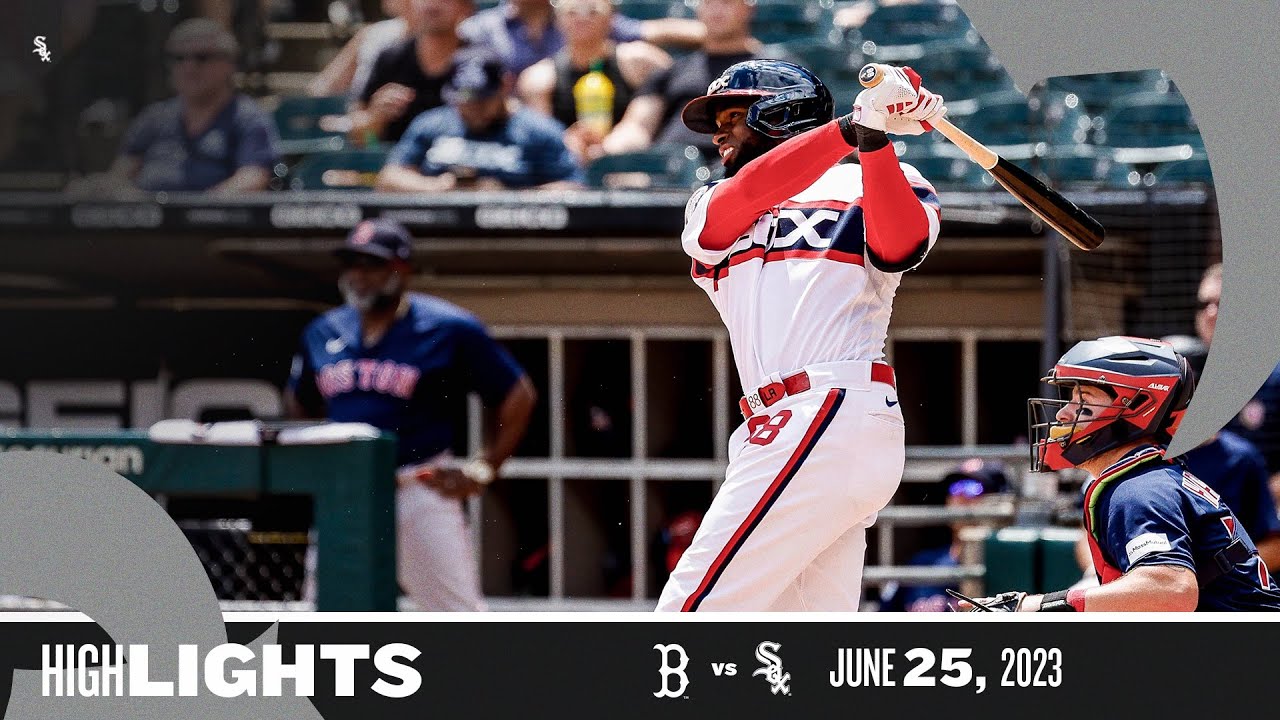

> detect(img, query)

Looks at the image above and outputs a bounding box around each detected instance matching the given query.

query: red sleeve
[698,121,855,251]
[859,143,932,268]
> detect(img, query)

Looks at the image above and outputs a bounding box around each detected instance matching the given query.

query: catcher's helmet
[681,59,834,140]
[1028,336,1196,472]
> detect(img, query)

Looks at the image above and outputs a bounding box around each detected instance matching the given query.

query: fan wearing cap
[879,460,1009,612]
[285,218,538,611]
[961,336,1280,612]
[377,48,585,191]
[653,61,947,612]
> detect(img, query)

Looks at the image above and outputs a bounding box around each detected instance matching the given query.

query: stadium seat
[287,150,388,190]
[1153,153,1213,186]
[1045,70,1167,117]
[616,0,684,20]
[1025,147,1131,187]
[750,2,831,45]
[939,89,1091,153]
[788,39,860,108]
[586,145,704,190]
[853,1,974,62]
[273,96,349,156]
[894,142,987,189]
[902,39,1015,100]
[1095,90,1203,163]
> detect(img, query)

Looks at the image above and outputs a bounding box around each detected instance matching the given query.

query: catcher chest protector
[680,59,835,140]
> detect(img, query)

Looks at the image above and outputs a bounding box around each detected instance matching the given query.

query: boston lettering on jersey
[315,358,421,400]
[691,187,939,286]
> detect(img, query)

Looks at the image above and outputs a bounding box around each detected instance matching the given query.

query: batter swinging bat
[858,63,1106,251]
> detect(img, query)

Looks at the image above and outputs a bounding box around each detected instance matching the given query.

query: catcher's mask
[681,58,835,140]
[1028,336,1195,472]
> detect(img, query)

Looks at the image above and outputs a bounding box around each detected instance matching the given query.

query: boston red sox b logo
[654,644,690,698]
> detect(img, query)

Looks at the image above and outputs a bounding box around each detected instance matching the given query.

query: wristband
[1038,588,1085,612]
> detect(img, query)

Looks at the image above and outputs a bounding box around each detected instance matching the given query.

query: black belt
[1199,538,1256,587]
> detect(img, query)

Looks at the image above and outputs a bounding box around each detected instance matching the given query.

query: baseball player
[286,218,538,611]
[654,60,946,611]
[964,336,1280,612]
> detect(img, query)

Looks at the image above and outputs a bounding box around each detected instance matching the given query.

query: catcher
[961,336,1280,612]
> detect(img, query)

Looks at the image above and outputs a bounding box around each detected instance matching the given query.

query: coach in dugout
[68,19,279,195]
[286,218,537,611]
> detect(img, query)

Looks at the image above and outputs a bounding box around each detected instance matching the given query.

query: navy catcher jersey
[1088,445,1280,611]
[288,293,523,466]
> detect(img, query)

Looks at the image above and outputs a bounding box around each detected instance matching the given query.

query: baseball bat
[858,63,1105,251]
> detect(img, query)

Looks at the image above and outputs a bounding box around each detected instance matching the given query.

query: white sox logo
[653,644,690,698]
[752,641,791,695]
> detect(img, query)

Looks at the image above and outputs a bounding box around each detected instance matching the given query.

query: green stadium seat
[1153,153,1213,186]
[1044,70,1167,117]
[287,149,388,190]
[853,1,973,61]
[273,96,349,155]
[1096,90,1203,163]
[586,144,704,190]
[788,39,860,108]
[894,142,987,189]
[902,39,1015,100]
[616,0,682,20]
[960,89,1092,148]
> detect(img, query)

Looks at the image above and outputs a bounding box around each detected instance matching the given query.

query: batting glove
[854,66,946,136]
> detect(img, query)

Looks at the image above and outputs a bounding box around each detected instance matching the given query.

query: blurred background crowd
[4,0,1210,195]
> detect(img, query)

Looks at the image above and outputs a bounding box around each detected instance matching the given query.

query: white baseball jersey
[682,162,940,392]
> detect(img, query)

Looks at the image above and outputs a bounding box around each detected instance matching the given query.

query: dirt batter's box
[0,423,397,611]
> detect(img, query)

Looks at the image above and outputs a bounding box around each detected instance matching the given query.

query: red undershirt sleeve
[697,121,855,251]
[858,143,932,270]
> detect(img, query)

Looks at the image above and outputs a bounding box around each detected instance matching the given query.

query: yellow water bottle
[573,60,615,137]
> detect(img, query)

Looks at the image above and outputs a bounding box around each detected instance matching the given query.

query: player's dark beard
[340,271,403,313]
[723,134,779,178]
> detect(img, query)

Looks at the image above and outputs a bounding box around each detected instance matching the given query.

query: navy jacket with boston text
[288,293,523,467]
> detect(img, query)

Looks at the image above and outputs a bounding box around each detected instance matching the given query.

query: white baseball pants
[656,360,905,611]
[304,479,486,611]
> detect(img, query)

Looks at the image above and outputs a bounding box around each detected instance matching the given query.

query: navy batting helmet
[681,59,834,140]
[1028,336,1197,472]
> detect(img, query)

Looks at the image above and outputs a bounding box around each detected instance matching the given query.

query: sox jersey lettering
[683,162,940,390]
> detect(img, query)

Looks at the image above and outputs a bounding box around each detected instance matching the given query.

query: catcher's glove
[946,589,1027,612]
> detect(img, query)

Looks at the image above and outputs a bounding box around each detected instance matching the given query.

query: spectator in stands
[65,18,279,195]
[348,0,474,145]
[603,0,783,161]
[1195,264,1280,483]
[878,459,1009,612]
[516,0,671,164]
[377,49,584,191]
[308,0,411,97]
[460,0,703,76]
[1162,334,1280,569]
